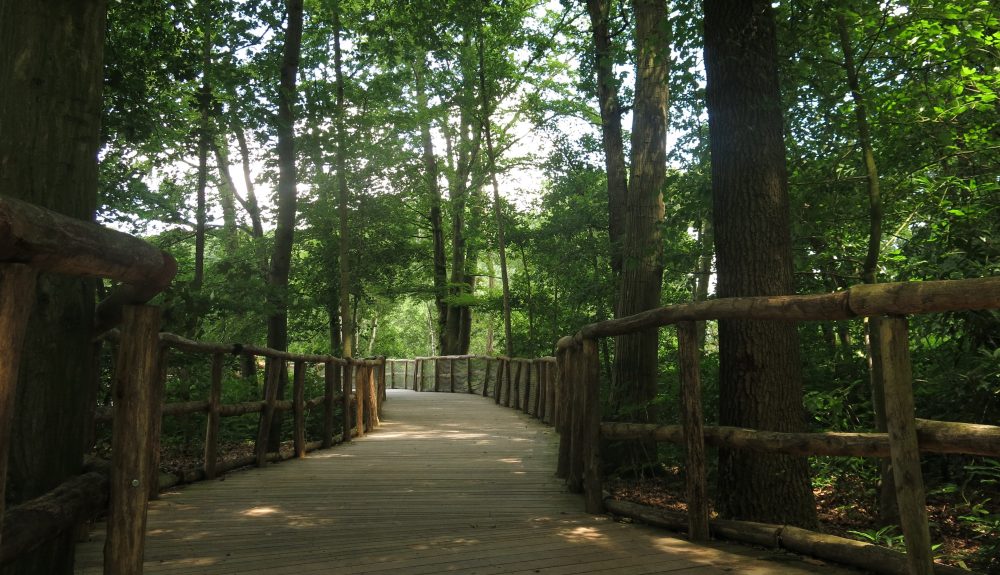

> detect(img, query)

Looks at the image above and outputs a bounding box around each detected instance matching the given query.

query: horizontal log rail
[557,276,1000,348]
[1,198,179,572]
[550,275,1000,575]
[601,419,1000,458]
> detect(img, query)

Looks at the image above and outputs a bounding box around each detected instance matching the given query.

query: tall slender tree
[263,0,303,449]
[703,0,816,527]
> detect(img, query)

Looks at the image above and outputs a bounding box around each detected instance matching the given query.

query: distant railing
[553,277,1000,575]
[386,355,559,425]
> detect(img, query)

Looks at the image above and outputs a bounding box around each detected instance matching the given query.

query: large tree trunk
[703,0,817,527]
[585,0,628,279]
[0,0,106,572]
[442,32,481,356]
[610,0,669,440]
[413,54,449,352]
[262,0,303,451]
[835,10,896,525]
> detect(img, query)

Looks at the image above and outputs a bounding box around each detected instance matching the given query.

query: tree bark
[703,0,816,527]
[610,0,669,458]
[585,0,628,279]
[478,28,514,360]
[413,54,449,352]
[0,0,106,572]
[262,0,303,451]
[442,31,482,356]
[333,0,353,360]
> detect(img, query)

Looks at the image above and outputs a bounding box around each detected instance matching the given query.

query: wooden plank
[449,358,456,393]
[203,352,224,479]
[677,321,709,541]
[0,264,37,547]
[879,316,934,575]
[341,363,352,442]
[466,357,473,393]
[105,304,161,575]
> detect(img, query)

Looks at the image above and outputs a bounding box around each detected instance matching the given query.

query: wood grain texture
[75,391,857,574]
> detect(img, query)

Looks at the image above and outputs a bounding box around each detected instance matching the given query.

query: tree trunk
[234,125,265,240]
[0,0,106,572]
[193,7,212,291]
[413,54,449,352]
[703,0,816,527]
[610,0,669,447]
[478,28,514,360]
[262,0,303,451]
[442,31,481,356]
[333,0,353,360]
[211,141,240,256]
[835,10,895,525]
[585,0,628,279]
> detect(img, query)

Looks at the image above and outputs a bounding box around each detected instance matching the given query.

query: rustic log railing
[553,276,1000,575]
[385,355,560,426]
[0,196,175,571]
[0,197,386,574]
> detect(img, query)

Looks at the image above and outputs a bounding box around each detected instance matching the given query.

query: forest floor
[607,469,999,574]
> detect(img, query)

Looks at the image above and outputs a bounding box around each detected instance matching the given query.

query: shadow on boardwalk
[76,390,862,574]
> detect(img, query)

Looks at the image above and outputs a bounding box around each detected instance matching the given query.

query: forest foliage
[95,0,998,568]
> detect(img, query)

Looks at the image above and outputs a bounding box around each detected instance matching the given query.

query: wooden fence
[553,277,1000,575]
[386,355,559,425]
[0,197,385,573]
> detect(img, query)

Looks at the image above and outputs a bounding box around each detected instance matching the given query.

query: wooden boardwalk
[76,391,859,574]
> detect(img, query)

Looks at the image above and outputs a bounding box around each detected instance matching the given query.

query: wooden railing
[553,277,1000,575]
[1,197,176,571]
[386,355,560,424]
[0,196,384,574]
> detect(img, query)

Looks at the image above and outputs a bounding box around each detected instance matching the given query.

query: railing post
[482,358,491,397]
[256,358,282,467]
[293,360,306,458]
[580,338,604,513]
[204,352,224,479]
[388,359,395,389]
[322,360,335,448]
[105,304,161,575]
[354,362,365,437]
[0,264,37,547]
[402,359,409,391]
[340,362,352,442]
[677,321,709,541]
[523,359,533,415]
[531,359,541,418]
[466,356,473,393]
[879,316,934,575]
[148,346,169,500]
[434,357,441,392]
[545,359,556,425]
[555,340,572,480]
[414,358,422,392]
[494,359,505,404]
[449,357,456,393]
[366,363,379,429]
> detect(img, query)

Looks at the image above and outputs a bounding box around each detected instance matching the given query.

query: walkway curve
[75,390,859,574]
